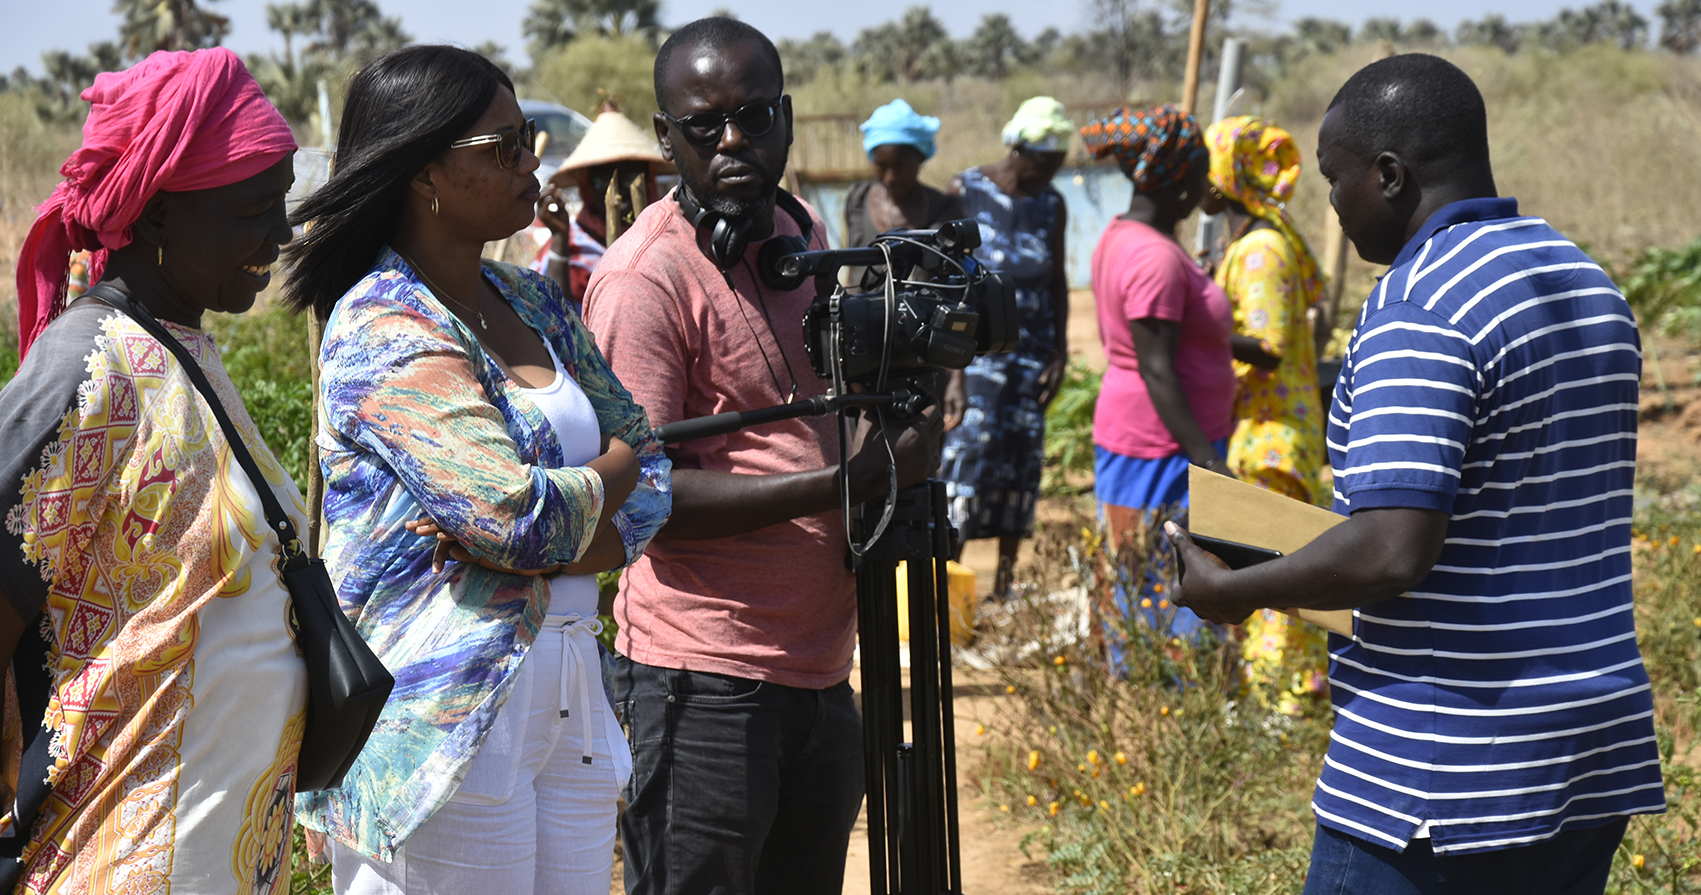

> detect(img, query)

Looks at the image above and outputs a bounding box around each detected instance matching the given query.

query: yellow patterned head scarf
[1205,116,1324,306]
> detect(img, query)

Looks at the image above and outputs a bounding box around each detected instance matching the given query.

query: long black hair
[282,45,512,320]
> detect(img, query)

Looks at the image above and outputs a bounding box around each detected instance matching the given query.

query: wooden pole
[1180,0,1211,114]
[1315,42,1396,358]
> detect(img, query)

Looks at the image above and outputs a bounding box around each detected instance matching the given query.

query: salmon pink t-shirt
[582,194,856,689]
[1091,217,1236,459]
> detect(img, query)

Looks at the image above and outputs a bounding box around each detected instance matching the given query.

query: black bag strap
[84,284,311,569]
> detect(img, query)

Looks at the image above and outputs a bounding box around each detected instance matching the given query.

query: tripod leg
[930,481,964,894]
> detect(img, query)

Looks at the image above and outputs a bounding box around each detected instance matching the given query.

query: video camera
[777,220,1020,389]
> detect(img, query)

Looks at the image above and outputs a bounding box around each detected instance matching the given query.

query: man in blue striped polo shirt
[1171,54,1664,893]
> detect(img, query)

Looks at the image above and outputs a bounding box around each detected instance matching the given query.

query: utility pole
[1193,37,1245,263]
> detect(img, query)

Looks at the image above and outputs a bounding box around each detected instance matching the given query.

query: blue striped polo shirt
[1319,197,1666,854]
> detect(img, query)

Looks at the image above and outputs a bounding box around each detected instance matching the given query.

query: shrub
[1041,362,1099,496]
[975,512,1327,894]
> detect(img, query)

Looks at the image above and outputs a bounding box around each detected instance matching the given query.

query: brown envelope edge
[1186,468,1355,637]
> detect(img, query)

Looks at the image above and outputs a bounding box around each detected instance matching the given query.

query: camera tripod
[852,478,965,895]
[654,397,965,895]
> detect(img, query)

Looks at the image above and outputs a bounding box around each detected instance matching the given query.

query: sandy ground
[840,667,1052,895]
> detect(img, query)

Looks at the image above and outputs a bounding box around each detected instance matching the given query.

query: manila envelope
[1186,468,1355,637]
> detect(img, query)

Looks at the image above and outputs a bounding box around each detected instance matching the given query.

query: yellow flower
[1048,725,1057,735]
[1078,762,1089,772]
[1131,782,1147,796]
[1099,799,1111,810]
[1632,854,1646,871]
[975,724,986,736]
[1091,766,1101,778]
[1114,751,1128,765]
[1027,750,1041,771]
[1158,599,1170,609]
[1053,655,1067,666]
[1160,706,1170,716]
[1087,750,1099,764]
[1005,684,1017,694]
[1049,801,1061,817]
[1026,795,1038,807]
[1153,583,1165,593]
[1693,617,1701,628]
[999,803,1010,812]
[1140,598,1153,608]
[1692,544,1699,555]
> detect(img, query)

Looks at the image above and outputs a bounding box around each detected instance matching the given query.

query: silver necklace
[399,250,488,331]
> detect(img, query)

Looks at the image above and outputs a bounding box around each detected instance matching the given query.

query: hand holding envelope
[1169,468,1355,636]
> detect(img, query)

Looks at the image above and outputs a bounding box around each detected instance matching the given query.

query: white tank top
[517,339,602,620]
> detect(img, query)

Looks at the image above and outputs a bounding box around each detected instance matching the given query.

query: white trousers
[333,616,632,895]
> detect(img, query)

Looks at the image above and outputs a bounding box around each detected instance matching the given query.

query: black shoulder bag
[88,285,393,792]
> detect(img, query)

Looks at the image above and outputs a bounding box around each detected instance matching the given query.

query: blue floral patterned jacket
[294,248,670,859]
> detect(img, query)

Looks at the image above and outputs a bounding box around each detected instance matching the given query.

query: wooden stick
[1180,0,1212,114]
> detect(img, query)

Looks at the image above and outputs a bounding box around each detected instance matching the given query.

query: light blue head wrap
[860,99,940,161]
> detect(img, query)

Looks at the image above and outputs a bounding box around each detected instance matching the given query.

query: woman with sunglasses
[285,45,671,895]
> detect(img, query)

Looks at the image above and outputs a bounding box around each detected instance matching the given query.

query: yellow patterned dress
[1214,226,1330,714]
[0,303,308,894]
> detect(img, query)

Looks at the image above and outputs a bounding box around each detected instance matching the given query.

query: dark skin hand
[1168,508,1449,624]
[661,406,945,540]
[393,88,638,574]
[1,153,301,805]
[646,38,945,542]
[1170,103,1498,625]
[1129,318,1226,470]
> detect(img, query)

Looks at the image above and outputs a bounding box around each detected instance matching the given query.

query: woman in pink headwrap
[0,47,306,893]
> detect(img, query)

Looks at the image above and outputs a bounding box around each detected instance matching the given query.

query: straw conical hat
[555,101,673,176]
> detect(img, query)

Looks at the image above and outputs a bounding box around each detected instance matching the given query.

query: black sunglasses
[663,98,784,148]
[448,119,538,169]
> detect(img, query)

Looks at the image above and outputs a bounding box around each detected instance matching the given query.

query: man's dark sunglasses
[448,118,538,169]
[663,98,784,148]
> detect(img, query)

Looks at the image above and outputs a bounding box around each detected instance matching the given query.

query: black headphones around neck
[675,183,814,292]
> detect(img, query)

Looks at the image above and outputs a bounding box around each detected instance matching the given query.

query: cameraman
[581,18,944,895]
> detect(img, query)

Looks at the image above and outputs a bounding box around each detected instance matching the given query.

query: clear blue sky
[1,0,1658,77]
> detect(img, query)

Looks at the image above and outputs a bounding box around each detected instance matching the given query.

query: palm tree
[114,0,230,59]
[523,0,661,62]
[266,2,317,69]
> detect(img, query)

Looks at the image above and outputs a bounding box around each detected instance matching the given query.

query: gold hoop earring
[431,195,440,217]
[157,245,163,266]
[1179,190,1190,202]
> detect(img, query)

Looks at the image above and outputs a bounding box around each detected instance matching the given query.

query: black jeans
[1302,817,1630,895]
[613,656,865,895]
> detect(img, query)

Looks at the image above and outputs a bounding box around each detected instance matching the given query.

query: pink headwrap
[15,47,297,358]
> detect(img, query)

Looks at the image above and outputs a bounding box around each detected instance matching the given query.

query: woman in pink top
[1081,105,1235,651]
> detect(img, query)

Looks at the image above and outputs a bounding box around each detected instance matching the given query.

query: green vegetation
[977,499,1701,893]
[1042,362,1099,497]
[976,514,1326,895]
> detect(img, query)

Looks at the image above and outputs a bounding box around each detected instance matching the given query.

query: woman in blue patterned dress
[283,47,670,894]
[940,97,1072,598]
